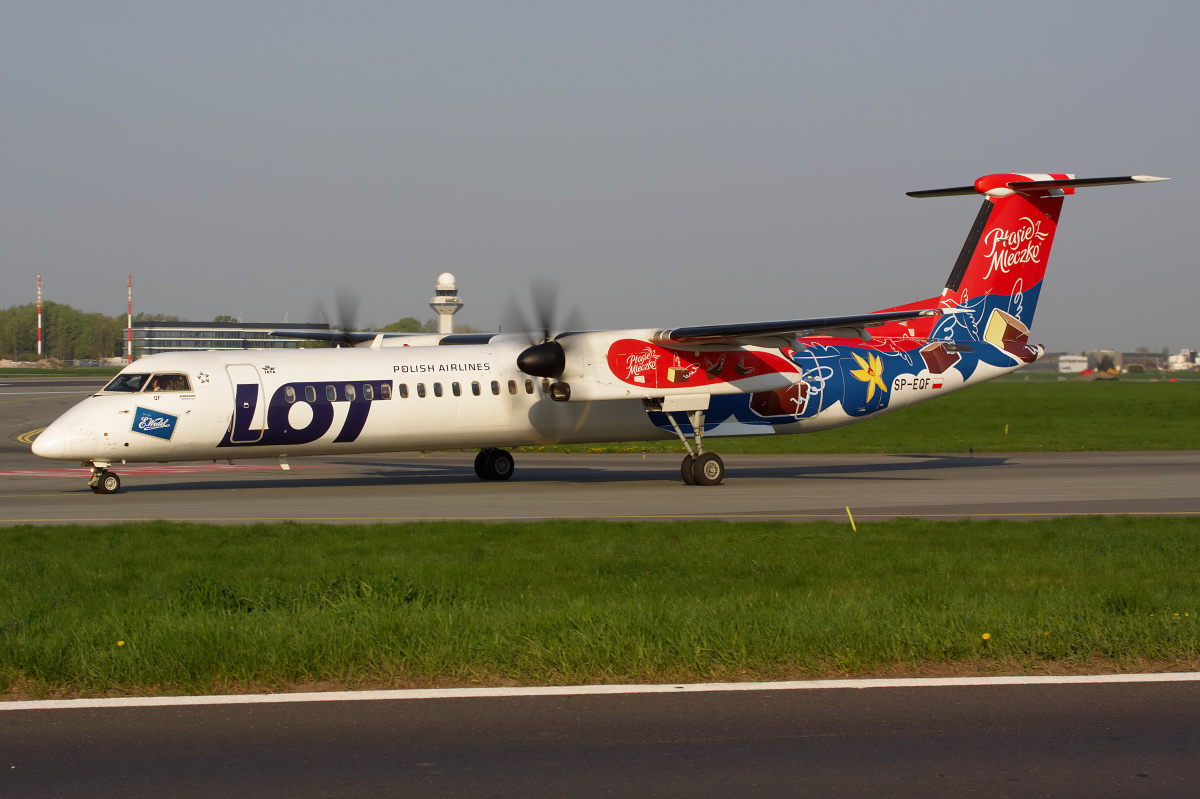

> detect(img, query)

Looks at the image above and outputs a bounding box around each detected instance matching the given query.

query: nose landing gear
[88,463,121,494]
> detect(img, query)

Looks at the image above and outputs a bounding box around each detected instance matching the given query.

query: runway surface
[5,678,1200,797]
[3,376,1199,524]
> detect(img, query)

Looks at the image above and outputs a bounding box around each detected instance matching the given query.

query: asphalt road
[5,680,1200,798]
[3,377,1199,523]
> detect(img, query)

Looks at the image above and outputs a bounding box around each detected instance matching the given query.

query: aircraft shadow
[107,454,1009,494]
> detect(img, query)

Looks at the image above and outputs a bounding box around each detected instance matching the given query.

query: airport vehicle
[32,173,1166,493]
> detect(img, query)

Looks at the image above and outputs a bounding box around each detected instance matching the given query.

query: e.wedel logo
[132,407,178,441]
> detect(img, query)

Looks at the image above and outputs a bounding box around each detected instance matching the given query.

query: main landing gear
[660,406,725,487]
[88,462,121,494]
[474,448,515,481]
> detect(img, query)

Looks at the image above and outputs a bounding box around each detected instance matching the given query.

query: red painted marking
[605,339,797,389]
[0,463,335,477]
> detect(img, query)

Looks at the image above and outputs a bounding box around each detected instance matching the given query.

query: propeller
[311,289,362,347]
[505,279,585,379]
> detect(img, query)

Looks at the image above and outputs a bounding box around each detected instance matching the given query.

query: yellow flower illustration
[849,352,888,402]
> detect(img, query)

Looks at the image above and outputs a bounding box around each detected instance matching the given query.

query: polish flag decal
[932,378,944,389]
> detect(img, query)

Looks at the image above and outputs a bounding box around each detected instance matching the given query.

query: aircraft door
[455,363,511,428]
[839,354,889,416]
[226,364,265,443]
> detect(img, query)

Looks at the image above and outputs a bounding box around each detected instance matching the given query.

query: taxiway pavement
[3,377,1198,524]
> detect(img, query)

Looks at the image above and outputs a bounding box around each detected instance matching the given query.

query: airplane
[32,172,1167,493]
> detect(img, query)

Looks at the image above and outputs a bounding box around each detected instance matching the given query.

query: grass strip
[3,517,1199,697]
[519,381,1200,453]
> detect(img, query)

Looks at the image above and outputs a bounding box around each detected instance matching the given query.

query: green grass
[3,517,1199,697]
[520,380,1200,454]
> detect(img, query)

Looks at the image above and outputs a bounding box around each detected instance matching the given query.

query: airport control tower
[429,272,463,335]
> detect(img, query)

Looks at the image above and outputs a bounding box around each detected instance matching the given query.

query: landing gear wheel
[691,452,724,486]
[482,449,514,481]
[95,471,121,494]
[680,454,698,485]
[474,449,491,479]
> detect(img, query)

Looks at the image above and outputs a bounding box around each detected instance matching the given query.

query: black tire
[680,454,698,485]
[98,471,121,494]
[474,449,490,480]
[484,449,514,481]
[691,452,724,486]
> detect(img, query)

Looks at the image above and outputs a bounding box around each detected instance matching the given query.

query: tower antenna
[127,275,133,364]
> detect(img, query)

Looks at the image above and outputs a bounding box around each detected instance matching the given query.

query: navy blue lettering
[219,379,390,448]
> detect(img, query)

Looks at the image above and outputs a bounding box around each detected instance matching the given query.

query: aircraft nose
[31,422,67,460]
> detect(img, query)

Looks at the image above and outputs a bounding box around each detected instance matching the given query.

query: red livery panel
[605,339,798,389]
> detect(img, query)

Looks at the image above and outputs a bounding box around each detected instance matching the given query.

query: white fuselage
[33,338,677,465]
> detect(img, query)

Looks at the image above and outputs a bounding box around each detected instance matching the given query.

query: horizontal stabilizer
[908,174,1168,198]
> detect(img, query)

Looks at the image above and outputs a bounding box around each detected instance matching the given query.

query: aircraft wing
[650,308,943,347]
[268,329,402,345]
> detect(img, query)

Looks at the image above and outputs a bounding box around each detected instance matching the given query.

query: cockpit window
[144,373,192,393]
[103,373,151,393]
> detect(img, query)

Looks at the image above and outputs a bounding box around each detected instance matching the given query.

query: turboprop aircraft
[32,173,1166,493]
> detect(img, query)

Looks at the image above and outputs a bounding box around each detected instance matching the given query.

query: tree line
[0,302,130,361]
[0,303,485,361]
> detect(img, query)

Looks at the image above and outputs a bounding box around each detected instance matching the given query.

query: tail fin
[909,173,1167,343]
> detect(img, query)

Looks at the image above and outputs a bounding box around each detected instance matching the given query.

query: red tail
[886,173,1167,337]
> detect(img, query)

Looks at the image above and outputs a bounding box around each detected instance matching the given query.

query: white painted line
[5,672,1200,711]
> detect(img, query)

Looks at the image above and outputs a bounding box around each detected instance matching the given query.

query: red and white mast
[126,274,133,364]
[37,274,42,357]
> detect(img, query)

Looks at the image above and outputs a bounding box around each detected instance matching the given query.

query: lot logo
[132,407,178,441]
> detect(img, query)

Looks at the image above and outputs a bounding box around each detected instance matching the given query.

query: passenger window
[508,380,517,395]
[398,384,407,399]
[345,384,356,401]
[434,383,443,398]
[363,384,374,401]
[326,385,337,401]
[417,383,426,398]
[284,386,296,404]
[380,384,391,400]
[525,379,534,394]
[452,382,461,397]
[305,385,316,403]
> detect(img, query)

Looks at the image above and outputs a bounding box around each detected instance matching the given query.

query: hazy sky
[2,2,1195,353]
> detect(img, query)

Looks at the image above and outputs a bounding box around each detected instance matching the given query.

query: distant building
[1168,349,1197,371]
[133,321,329,357]
[1120,350,1168,372]
[1058,354,1090,373]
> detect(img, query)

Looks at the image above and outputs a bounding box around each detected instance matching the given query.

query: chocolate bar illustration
[984,309,1038,363]
[919,342,961,375]
[667,366,694,384]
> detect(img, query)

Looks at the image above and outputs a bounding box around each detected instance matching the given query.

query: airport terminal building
[133,321,329,357]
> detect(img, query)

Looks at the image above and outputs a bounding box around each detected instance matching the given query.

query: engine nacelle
[542,329,802,403]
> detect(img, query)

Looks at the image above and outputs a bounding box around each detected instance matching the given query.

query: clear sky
[2,2,1195,353]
